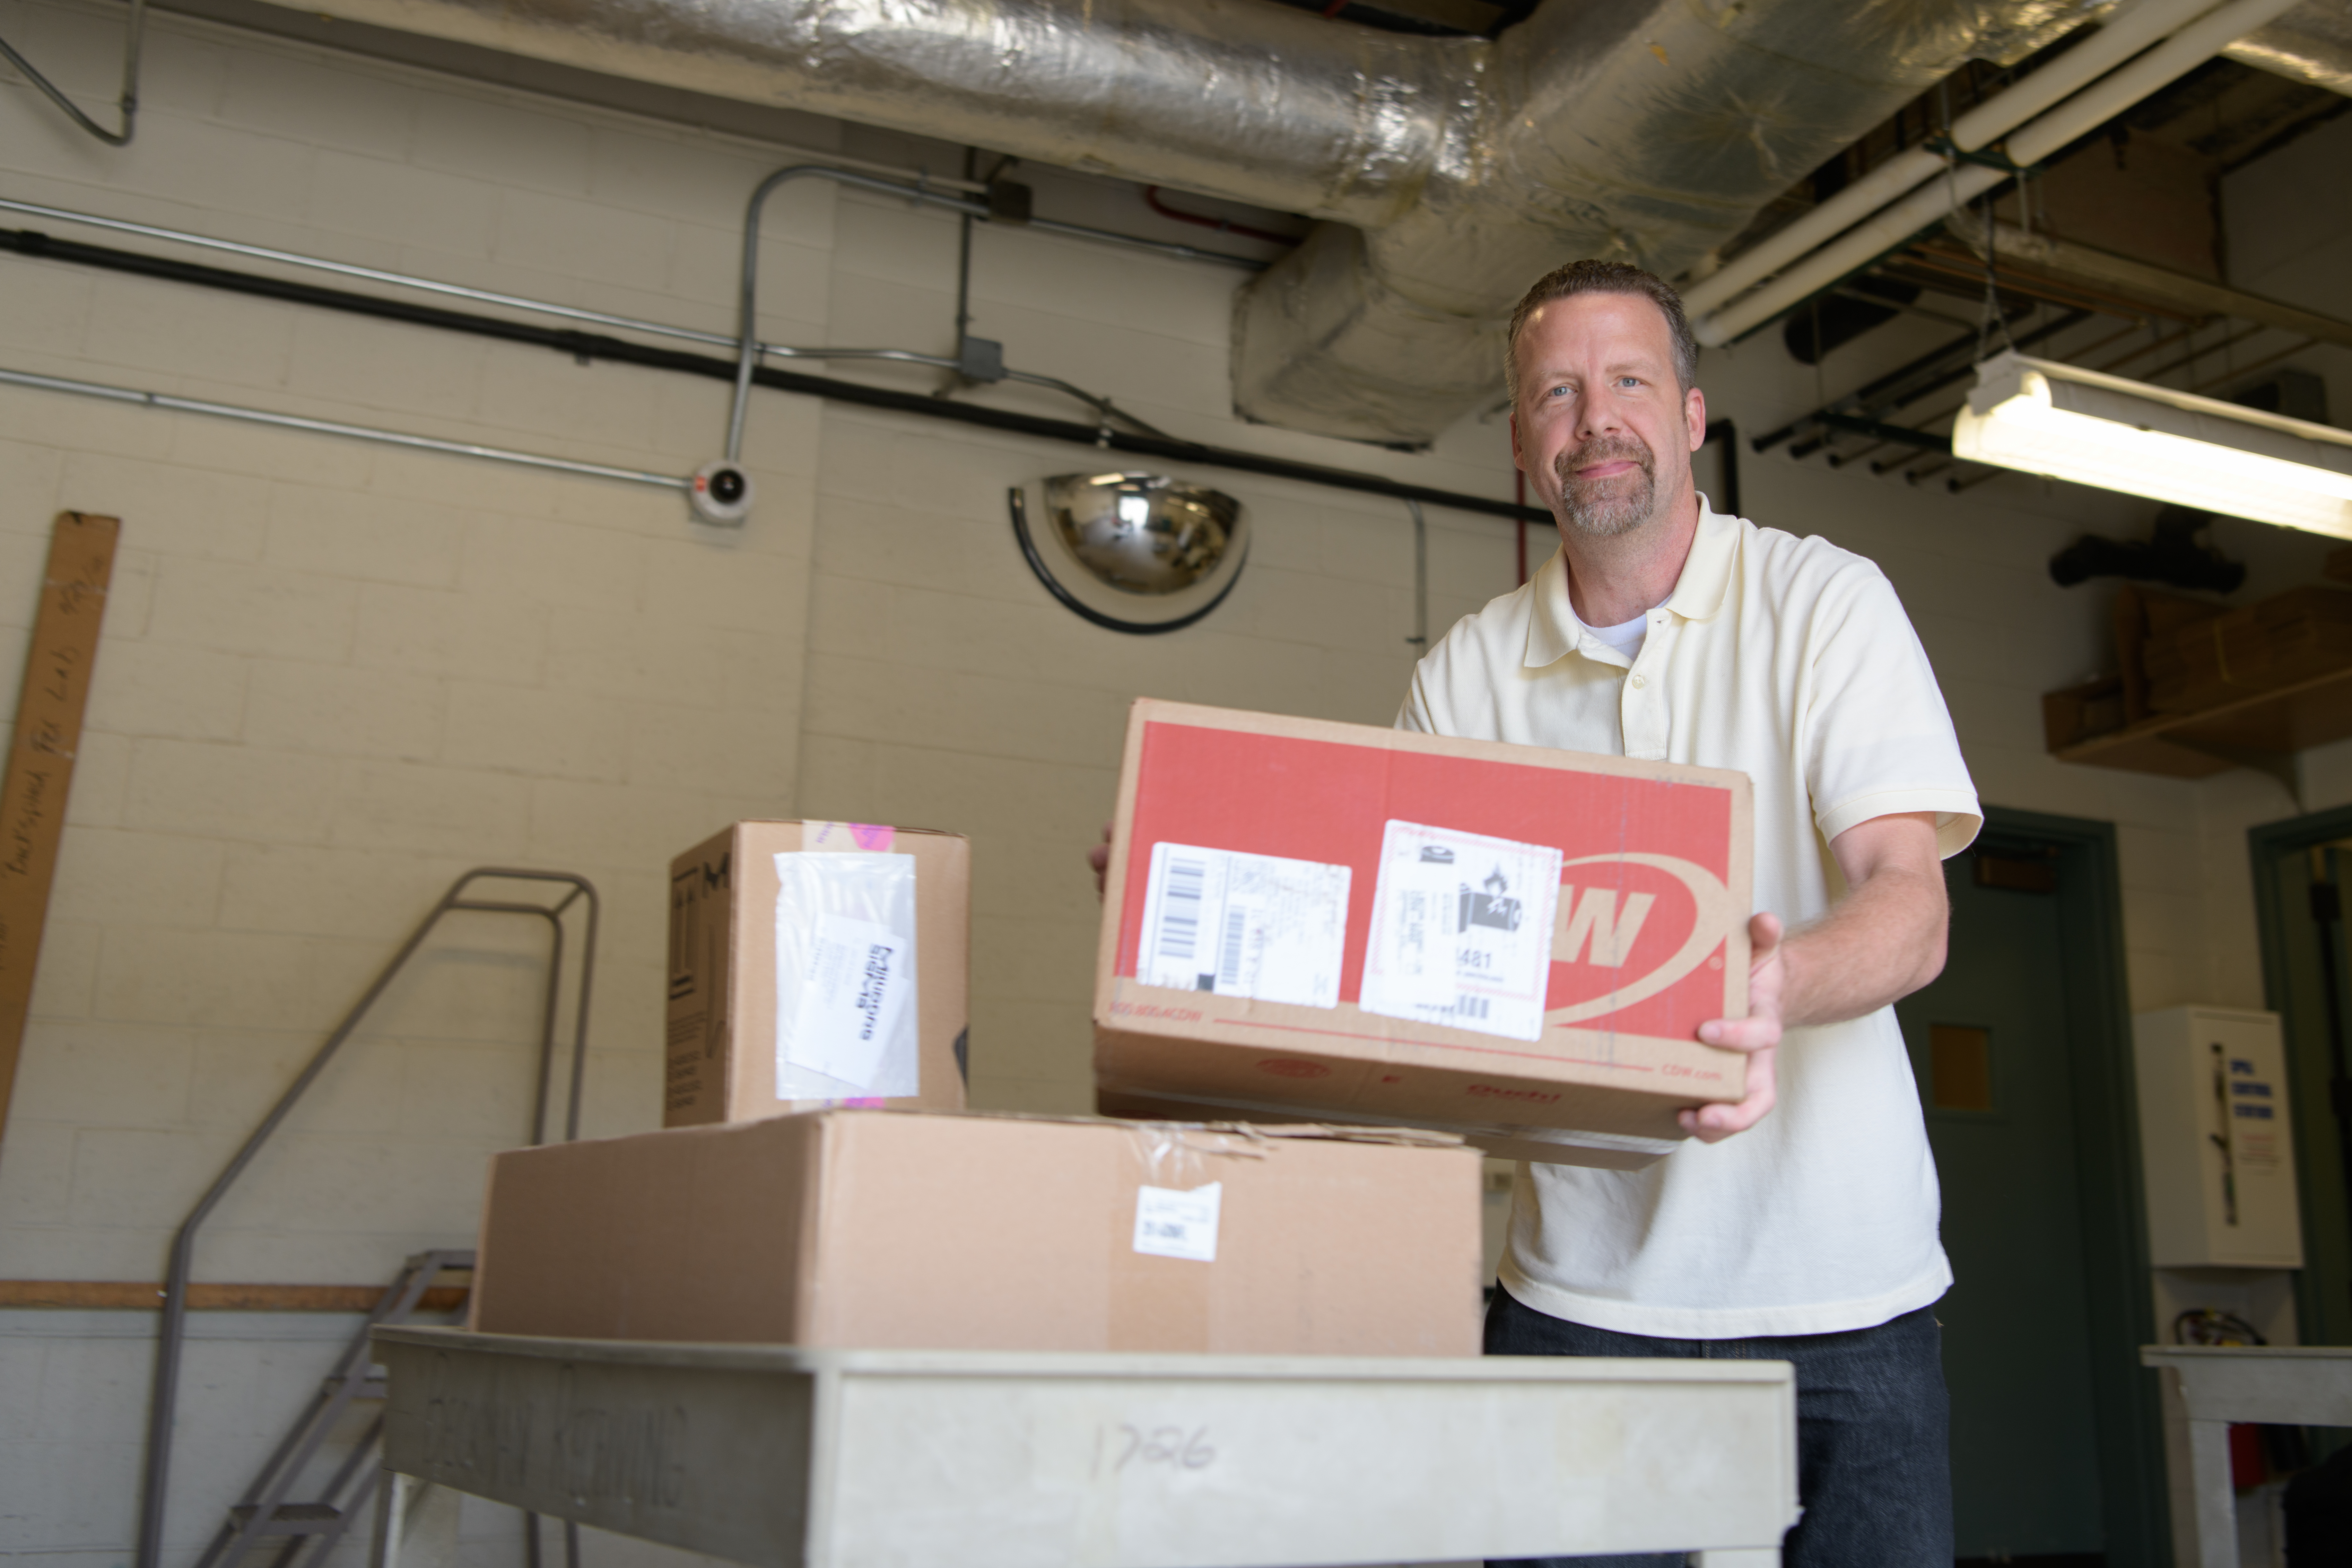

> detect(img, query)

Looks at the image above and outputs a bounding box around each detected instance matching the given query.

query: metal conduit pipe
[1689,0,2311,348]
[1678,0,2227,322]
[0,0,144,144]
[0,367,691,488]
[0,188,1259,338]
[0,228,1549,521]
[1,189,1217,438]
[721,164,1167,460]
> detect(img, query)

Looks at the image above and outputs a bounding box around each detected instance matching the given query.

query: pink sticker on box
[806,821,897,852]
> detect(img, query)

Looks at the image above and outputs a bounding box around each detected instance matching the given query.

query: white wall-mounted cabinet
[2135,1006,2303,1270]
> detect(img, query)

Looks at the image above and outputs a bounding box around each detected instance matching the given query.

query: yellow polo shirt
[1399,498,1981,1338]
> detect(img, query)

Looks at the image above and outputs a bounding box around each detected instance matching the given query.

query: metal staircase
[193,1250,475,1568]
[133,869,601,1568]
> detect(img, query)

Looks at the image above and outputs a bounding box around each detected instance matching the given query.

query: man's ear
[1510,411,1525,474]
[1684,385,1708,452]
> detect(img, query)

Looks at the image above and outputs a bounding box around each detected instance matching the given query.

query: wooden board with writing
[0,513,118,1144]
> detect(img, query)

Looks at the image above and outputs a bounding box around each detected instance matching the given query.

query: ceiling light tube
[1951,351,2352,537]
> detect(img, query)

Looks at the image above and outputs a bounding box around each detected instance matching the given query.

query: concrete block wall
[0,6,830,1560]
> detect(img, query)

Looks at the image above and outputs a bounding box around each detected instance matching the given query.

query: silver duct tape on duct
[2227,3,2352,97]
[1236,0,2120,441]
[291,0,1475,228]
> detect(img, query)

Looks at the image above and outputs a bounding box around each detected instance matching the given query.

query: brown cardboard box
[666,821,969,1125]
[471,1109,1483,1355]
[1094,700,1753,1169]
[2146,585,2352,714]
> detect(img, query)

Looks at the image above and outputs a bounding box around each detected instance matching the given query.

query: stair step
[228,1501,340,1534]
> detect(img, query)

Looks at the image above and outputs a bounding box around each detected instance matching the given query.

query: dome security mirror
[1007,473,1249,634]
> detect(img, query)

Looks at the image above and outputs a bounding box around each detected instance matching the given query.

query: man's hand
[1680,812,1948,1145]
[1682,912,1783,1142]
[1086,821,1112,898]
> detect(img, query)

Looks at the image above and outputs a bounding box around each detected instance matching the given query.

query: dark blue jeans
[1483,1285,1951,1568]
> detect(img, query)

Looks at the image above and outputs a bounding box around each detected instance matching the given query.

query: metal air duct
[256,0,2348,444]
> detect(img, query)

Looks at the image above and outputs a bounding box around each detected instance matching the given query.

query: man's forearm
[1776,860,1947,1030]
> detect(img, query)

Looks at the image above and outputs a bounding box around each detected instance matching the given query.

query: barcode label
[1133,1182,1222,1262]
[1360,820,1562,1043]
[1156,856,1207,969]
[1137,842,1350,1009]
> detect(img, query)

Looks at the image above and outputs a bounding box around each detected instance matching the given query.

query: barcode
[1216,907,1246,990]
[1454,995,1490,1020]
[1157,857,1206,964]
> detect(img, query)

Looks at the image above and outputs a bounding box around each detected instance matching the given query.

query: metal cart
[367,1326,1799,1568]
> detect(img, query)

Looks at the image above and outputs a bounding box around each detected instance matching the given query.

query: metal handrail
[132,868,600,1568]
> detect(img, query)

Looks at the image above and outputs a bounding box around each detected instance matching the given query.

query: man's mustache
[1555,436,1655,487]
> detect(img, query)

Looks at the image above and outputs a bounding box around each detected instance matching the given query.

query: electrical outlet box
[2135,1006,2303,1269]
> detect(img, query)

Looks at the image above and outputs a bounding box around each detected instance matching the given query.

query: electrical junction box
[2135,1006,2302,1269]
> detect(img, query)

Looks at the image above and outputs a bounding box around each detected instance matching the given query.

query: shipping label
[782,912,911,1091]
[1137,842,1350,1009]
[1359,819,1563,1042]
[1132,1181,1223,1263]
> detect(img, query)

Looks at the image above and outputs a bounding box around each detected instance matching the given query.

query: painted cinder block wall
[1,0,2349,1560]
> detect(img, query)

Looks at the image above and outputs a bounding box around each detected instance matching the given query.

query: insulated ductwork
[274,0,2350,443]
[2226,2,2352,95]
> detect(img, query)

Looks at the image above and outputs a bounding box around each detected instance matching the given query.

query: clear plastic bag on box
[773,851,920,1100]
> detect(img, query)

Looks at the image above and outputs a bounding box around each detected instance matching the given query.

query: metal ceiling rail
[134,869,600,1568]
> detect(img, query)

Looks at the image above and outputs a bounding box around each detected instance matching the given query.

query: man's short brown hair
[1505,260,1699,403]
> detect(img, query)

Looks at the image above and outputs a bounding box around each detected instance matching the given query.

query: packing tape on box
[1108,1122,1277,1352]
[805,820,898,852]
[1101,1082,1680,1165]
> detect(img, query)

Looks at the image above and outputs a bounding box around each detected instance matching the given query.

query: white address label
[1137,842,1350,1009]
[1358,820,1562,1042]
[1133,1182,1222,1263]
[784,912,912,1090]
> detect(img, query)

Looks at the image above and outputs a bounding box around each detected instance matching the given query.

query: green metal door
[1895,846,2109,1559]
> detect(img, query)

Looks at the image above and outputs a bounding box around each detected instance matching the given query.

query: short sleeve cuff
[1816,789,1984,858]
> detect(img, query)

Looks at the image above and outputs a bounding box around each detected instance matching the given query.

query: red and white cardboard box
[1093,700,1754,1168]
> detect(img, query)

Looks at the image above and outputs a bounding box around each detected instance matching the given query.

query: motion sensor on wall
[688,460,754,526]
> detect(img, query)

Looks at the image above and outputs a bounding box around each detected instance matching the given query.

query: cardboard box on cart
[470,1108,1484,1355]
[1093,700,1754,1169]
[666,821,970,1126]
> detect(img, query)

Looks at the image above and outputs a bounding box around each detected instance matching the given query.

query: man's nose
[1575,396,1623,440]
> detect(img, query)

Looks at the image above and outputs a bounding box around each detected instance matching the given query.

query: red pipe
[1515,469,1528,587]
[1142,187,1297,248]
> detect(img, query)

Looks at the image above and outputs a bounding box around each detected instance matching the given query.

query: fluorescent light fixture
[1951,351,2352,538]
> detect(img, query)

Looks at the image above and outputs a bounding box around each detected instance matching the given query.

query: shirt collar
[1522,494,1740,670]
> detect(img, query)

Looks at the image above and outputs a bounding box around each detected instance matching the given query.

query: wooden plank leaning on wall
[0,512,119,1151]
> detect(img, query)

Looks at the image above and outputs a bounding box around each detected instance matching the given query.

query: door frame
[1965,805,2168,1566]
[2246,803,2352,1350]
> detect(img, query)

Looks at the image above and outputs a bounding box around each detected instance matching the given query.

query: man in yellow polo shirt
[1402,260,1982,1567]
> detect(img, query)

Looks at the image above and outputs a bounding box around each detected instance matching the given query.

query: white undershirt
[1573,606,1655,660]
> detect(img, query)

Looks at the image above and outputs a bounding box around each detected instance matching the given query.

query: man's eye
[1618,376,1641,388]
[1547,385,1571,397]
